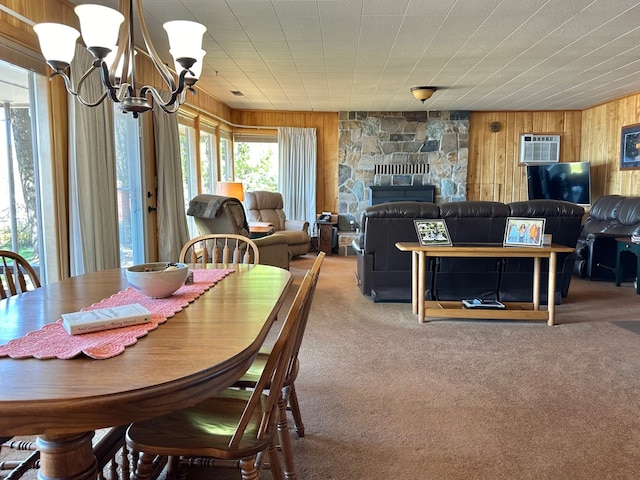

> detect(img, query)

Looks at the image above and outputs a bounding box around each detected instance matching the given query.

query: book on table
[462,299,505,309]
[61,303,152,335]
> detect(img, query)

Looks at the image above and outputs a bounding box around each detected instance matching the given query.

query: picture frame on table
[414,219,452,246]
[503,217,546,247]
[620,123,640,170]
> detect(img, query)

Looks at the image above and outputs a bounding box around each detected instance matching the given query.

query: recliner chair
[186,194,290,270]
[244,191,311,257]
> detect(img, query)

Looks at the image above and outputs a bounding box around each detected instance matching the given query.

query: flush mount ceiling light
[33,0,207,117]
[410,86,437,103]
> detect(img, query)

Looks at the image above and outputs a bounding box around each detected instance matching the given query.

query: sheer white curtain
[278,127,316,225]
[153,104,190,261]
[68,46,119,275]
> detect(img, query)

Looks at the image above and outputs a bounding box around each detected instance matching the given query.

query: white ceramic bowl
[126,262,189,298]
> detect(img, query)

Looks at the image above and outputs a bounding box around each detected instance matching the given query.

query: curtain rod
[0,5,34,26]
[184,103,278,130]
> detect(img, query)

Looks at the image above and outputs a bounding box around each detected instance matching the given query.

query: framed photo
[503,217,546,247]
[414,219,452,246]
[620,123,640,170]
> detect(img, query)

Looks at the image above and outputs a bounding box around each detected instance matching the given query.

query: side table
[615,237,640,294]
[317,222,337,255]
[249,222,275,239]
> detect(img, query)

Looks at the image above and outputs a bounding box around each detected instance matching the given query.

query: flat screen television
[526,161,591,206]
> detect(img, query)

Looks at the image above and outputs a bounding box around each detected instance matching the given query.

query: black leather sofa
[353,199,585,303]
[574,195,640,281]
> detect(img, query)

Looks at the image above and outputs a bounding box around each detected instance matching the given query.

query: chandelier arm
[139,69,189,108]
[114,83,135,103]
[48,71,80,97]
[72,66,110,108]
[98,61,126,104]
[141,85,188,114]
[135,0,177,92]
[112,0,131,85]
[141,86,181,113]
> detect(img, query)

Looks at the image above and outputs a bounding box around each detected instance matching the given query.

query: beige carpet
[278,254,640,480]
[4,254,640,480]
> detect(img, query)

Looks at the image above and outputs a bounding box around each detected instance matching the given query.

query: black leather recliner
[574,195,640,281]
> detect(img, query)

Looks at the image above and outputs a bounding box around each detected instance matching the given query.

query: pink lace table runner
[0,269,234,360]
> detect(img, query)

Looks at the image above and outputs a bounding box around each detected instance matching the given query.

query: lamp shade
[216,181,244,201]
[163,20,206,60]
[74,4,124,50]
[410,86,437,103]
[33,23,80,65]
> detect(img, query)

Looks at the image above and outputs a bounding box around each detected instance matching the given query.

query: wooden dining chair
[0,250,41,299]
[179,234,260,265]
[233,251,325,479]
[0,251,43,478]
[125,270,317,480]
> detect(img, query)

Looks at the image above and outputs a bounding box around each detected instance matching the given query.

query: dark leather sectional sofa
[574,195,640,281]
[353,199,585,304]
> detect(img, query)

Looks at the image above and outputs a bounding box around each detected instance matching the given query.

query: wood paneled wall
[0,0,78,51]
[230,110,339,213]
[468,111,582,203]
[581,95,640,199]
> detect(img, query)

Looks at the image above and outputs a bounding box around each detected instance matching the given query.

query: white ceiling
[68,0,640,112]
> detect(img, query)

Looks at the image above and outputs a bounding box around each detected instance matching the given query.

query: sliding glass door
[0,59,51,283]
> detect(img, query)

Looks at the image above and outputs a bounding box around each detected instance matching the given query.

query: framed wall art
[414,219,452,246]
[620,123,640,170]
[503,217,546,247]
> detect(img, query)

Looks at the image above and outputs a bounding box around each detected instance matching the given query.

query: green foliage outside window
[234,142,278,193]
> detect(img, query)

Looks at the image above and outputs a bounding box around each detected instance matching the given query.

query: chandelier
[33,0,206,117]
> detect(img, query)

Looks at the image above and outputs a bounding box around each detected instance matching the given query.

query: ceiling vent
[520,134,560,164]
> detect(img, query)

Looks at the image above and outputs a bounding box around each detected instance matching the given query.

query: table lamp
[216,181,244,201]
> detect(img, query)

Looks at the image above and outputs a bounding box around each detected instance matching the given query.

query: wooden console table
[395,242,575,325]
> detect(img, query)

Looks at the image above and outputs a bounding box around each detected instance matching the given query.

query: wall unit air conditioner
[520,134,560,164]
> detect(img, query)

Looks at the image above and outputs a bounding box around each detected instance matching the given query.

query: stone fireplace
[337,110,469,229]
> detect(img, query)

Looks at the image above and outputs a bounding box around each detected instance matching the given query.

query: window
[114,114,145,267]
[200,122,218,193]
[219,129,232,181]
[0,59,51,283]
[179,118,199,237]
[233,135,278,192]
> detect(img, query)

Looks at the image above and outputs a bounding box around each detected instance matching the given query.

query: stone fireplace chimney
[337,110,469,229]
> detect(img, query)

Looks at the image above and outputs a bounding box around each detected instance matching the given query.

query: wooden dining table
[0,263,292,480]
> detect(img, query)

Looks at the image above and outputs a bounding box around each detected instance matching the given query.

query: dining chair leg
[276,396,296,480]
[239,455,260,480]
[132,452,155,480]
[265,442,285,480]
[286,385,305,437]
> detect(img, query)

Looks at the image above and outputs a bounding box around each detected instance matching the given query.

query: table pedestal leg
[36,432,97,480]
